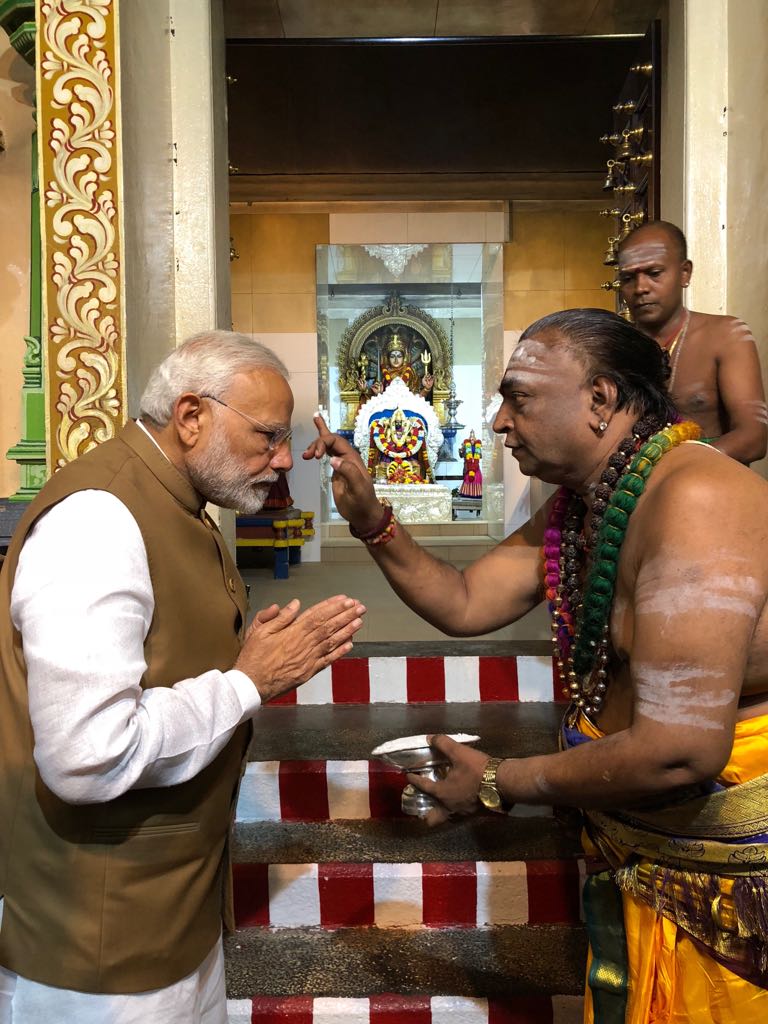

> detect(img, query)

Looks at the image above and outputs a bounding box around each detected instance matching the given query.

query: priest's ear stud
[598,421,608,433]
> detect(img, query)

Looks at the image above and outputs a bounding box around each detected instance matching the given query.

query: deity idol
[458,430,482,498]
[367,406,434,484]
[359,334,434,400]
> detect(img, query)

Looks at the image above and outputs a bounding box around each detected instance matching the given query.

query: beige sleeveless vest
[0,421,251,993]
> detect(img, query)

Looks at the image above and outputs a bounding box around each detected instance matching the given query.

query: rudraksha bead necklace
[545,418,702,717]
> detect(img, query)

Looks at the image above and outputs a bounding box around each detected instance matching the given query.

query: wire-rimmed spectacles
[200,394,292,451]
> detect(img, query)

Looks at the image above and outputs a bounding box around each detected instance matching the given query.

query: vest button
[228,577,236,592]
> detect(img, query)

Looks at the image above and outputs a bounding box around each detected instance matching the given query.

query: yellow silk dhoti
[575,713,768,1024]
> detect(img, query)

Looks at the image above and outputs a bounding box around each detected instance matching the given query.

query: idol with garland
[367,406,434,484]
[457,430,482,498]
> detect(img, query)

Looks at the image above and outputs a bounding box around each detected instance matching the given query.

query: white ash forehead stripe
[505,369,552,385]
[512,339,550,357]
[618,243,670,265]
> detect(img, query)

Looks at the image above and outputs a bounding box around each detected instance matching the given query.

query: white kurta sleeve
[10,489,261,804]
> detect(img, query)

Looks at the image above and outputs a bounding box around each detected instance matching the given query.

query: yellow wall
[230,213,330,334]
[0,35,35,498]
[230,203,613,337]
[504,204,615,331]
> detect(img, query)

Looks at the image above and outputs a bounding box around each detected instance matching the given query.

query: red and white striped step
[270,657,561,705]
[236,760,552,822]
[232,860,584,929]
[226,994,583,1024]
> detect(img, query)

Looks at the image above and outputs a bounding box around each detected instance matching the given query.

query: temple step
[264,652,559,705]
[233,817,579,864]
[236,763,558,823]
[247,702,565,761]
[224,925,587,999]
[227,651,585,1019]
[227,994,585,1023]
[232,859,583,929]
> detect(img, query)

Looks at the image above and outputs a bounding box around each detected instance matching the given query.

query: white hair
[139,330,289,427]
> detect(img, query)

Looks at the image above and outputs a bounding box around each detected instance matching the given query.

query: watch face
[479,785,501,811]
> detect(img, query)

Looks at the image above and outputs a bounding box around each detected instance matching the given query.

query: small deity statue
[457,430,482,498]
[367,406,434,484]
[358,333,434,400]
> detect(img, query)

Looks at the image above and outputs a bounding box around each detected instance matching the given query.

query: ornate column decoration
[36,0,126,471]
[1,0,46,500]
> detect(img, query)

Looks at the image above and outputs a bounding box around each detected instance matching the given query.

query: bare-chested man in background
[618,220,767,465]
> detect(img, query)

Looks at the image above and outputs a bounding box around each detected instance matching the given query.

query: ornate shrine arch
[336,294,453,428]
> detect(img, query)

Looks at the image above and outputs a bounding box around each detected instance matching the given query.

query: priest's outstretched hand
[303,413,383,533]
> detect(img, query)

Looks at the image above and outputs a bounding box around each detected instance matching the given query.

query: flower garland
[546,420,702,715]
[372,415,425,459]
[386,459,421,484]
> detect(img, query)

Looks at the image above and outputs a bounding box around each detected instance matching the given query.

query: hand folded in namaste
[235,594,366,703]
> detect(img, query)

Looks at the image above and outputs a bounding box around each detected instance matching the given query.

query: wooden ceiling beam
[228,172,604,203]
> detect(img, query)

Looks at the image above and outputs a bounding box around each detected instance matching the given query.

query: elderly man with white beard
[0,330,366,1024]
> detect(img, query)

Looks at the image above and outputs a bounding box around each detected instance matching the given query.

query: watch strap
[478,756,508,813]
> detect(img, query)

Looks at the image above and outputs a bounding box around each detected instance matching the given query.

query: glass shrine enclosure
[316,243,505,533]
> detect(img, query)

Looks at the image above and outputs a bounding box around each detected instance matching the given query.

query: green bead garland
[572,422,701,678]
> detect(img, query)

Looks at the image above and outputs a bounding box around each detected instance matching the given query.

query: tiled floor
[241,560,549,644]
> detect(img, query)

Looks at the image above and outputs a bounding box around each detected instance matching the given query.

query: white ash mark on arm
[633,661,734,730]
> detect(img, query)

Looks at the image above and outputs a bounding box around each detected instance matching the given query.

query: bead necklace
[544,416,661,671]
[546,419,702,717]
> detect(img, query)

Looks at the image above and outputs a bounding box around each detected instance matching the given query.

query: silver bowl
[371,733,480,817]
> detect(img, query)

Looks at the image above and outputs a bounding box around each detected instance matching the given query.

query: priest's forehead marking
[617,241,670,268]
[511,338,550,363]
[507,339,553,380]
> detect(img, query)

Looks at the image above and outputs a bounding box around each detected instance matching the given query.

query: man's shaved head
[618,220,688,262]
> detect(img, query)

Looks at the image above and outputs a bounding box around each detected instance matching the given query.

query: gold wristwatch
[478,756,508,813]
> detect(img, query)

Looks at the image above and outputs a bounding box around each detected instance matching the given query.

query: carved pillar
[1,0,46,499]
[36,0,127,473]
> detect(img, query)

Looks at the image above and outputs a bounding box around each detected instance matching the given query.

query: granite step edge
[232,817,582,864]
[225,924,588,999]
[248,702,566,761]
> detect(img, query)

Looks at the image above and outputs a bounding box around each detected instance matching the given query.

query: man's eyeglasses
[200,394,292,451]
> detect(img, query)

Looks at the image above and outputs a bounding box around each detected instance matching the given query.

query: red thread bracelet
[349,499,393,542]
